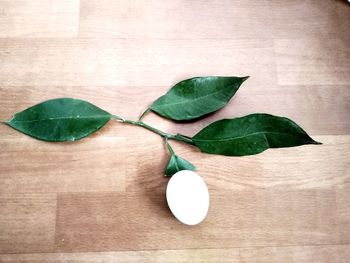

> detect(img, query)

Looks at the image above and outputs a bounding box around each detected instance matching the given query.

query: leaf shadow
[134,148,171,217]
[335,0,349,5]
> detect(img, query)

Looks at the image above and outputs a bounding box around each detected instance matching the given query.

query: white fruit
[166,170,209,225]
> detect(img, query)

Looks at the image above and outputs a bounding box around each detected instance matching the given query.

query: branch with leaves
[3,76,321,176]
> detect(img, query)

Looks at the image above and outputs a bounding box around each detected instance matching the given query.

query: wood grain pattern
[126,135,350,192]
[0,39,274,86]
[79,0,338,39]
[1,84,349,135]
[54,186,348,252]
[1,245,350,263]
[0,0,349,261]
[239,245,350,263]
[0,0,79,38]
[275,38,350,85]
[79,0,275,39]
[0,194,57,253]
[336,1,350,41]
[0,136,126,193]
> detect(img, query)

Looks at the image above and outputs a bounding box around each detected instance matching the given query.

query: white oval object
[166,170,209,225]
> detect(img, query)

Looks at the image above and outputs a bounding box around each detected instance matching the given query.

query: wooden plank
[336,182,350,243]
[126,135,350,192]
[275,38,350,85]
[1,83,349,136]
[0,136,126,193]
[79,0,337,39]
[1,120,348,196]
[0,249,240,263]
[0,86,155,123]
[55,186,345,251]
[79,0,274,39]
[336,1,350,41]
[0,194,56,253]
[0,0,79,38]
[240,245,350,263]
[0,0,349,260]
[271,1,338,38]
[0,39,275,87]
[2,245,350,263]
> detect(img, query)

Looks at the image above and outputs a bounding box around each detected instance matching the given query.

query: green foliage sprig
[4,76,321,176]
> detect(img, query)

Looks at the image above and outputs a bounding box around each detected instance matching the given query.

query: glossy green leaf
[6,98,112,142]
[165,154,196,176]
[150,76,249,121]
[192,113,321,156]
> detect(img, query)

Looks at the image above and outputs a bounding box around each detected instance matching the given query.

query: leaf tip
[309,136,322,145]
[3,118,13,125]
[241,76,250,81]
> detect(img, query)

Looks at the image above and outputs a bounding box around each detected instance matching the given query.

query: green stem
[112,114,126,122]
[171,133,194,145]
[113,116,194,145]
[138,108,151,121]
[165,138,175,155]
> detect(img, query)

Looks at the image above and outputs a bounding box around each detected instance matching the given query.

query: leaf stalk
[114,117,194,145]
[165,138,175,155]
[138,108,151,121]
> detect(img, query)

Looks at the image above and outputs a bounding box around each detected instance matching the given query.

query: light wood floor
[0,1,349,262]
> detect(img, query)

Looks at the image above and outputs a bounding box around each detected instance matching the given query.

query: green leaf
[150,76,249,121]
[192,113,321,156]
[6,98,112,142]
[165,154,196,176]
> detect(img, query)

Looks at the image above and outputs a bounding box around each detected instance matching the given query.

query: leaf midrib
[8,115,111,123]
[174,156,180,172]
[193,131,304,143]
[152,82,237,110]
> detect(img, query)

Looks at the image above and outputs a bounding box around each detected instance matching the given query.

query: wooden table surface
[0,1,349,262]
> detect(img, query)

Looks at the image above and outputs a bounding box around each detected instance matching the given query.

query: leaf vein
[194,131,303,143]
[8,115,111,123]
[152,83,236,109]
